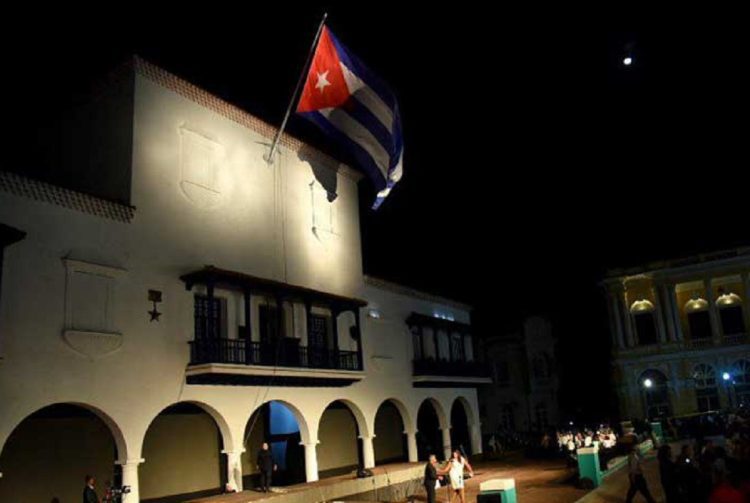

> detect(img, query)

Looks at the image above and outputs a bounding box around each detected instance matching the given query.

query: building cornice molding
[0,171,135,223]
[363,275,472,312]
[605,247,750,283]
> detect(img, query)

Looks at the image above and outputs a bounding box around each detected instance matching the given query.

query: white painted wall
[0,62,481,501]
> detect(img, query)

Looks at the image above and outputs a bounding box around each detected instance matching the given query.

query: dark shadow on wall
[298,144,338,202]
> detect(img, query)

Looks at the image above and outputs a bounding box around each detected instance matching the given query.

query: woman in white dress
[443,449,474,503]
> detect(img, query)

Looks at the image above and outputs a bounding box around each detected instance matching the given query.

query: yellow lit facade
[604,248,750,419]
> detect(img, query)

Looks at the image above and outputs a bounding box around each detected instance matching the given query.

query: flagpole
[265,12,328,164]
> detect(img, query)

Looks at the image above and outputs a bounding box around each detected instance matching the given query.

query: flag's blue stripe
[372,179,396,210]
[346,97,395,157]
[300,111,388,191]
[327,29,397,111]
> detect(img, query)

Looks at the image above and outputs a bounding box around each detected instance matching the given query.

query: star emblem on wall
[148,306,162,322]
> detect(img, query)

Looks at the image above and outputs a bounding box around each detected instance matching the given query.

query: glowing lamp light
[569,421,574,426]
[367,309,381,319]
[623,56,633,66]
[643,378,653,389]
[723,372,732,381]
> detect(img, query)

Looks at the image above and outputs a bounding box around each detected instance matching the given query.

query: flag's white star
[315,70,331,93]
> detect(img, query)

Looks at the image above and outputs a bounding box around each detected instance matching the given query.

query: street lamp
[643,378,653,389]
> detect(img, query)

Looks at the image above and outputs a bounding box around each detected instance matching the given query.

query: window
[450,332,465,361]
[306,313,329,367]
[720,307,745,335]
[412,327,423,360]
[464,334,474,361]
[259,304,284,343]
[717,294,746,336]
[693,364,720,412]
[634,313,658,345]
[630,299,657,345]
[194,294,225,340]
[685,298,713,340]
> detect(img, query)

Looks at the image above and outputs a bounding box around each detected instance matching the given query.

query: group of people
[423,449,474,503]
[654,440,747,503]
[555,425,618,453]
[630,409,750,503]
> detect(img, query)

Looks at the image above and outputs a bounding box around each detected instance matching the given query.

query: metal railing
[189,338,361,371]
[723,333,747,345]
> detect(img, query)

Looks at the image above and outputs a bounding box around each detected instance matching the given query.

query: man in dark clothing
[83,475,98,503]
[424,454,446,503]
[257,442,277,493]
[626,446,656,503]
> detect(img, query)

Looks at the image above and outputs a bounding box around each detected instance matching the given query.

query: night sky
[6,5,749,422]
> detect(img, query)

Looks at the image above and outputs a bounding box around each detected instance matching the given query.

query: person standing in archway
[257,442,277,493]
[83,475,99,503]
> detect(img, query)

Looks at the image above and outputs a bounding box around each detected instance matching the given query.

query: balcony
[617,333,750,359]
[687,337,715,349]
[412,358,493,387]
[181,266,367,387]
[724,333,748,345]
[189,338,360,370]
[186,338,364,387]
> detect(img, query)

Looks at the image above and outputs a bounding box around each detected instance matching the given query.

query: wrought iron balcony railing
[188,338,361,371]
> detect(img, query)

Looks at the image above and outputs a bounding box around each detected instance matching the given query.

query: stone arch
[253,399,313,445]
[416,397,448,460]
[138,400,235,500]
[373,398,412,464]
[420,397,449,430]
[318,398,371,439]
[0,401,128,462]
[377,397,414,434]
[142,399,234,452]
[0,402,128,503]
[452,396,477,427]
[242,399,312,487]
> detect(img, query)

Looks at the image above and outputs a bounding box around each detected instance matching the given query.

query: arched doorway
[416,399,443,460]
[318,400,364,478]
[242,401,306,489]
[693,364,720,412]
[731,359,750,406]
[0,403,121,502]
[450,399,472,456]
[140,403,226,502]
[374,400,408,464]
[639,369,672,419]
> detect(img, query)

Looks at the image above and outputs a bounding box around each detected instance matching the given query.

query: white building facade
[0,58,489,502]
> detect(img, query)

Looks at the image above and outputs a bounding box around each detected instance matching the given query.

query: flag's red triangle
[297,26,351,113]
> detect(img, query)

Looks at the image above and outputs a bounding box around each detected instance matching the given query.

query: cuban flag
[296,26,403,209]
